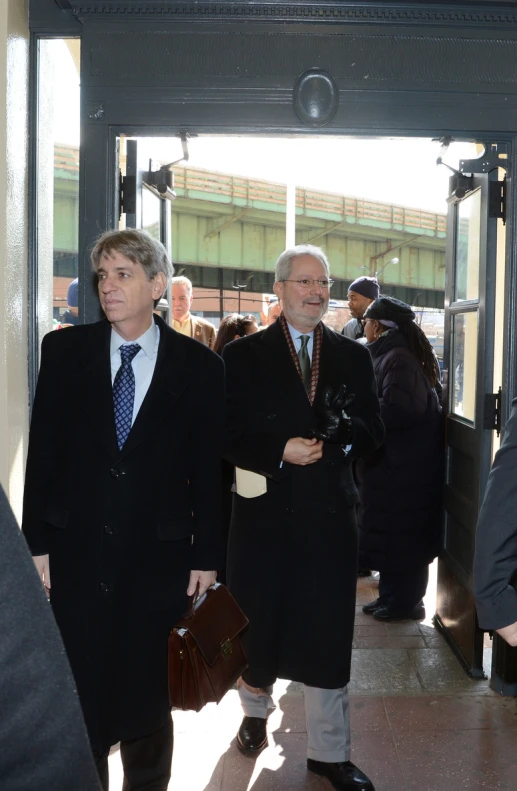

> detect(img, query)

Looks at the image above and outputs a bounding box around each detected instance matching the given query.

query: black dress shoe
[236,716,268,755]
[307,759,375,790]
[357,568,372,578]
[362,598,383,614]
[372,603,425,622]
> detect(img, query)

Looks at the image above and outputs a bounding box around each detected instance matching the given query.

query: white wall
[0,0,29,520]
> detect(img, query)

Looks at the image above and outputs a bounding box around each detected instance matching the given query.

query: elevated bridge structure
[53,151,446,310]
[172,166,446,309]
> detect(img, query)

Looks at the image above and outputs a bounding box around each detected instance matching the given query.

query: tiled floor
[108,569,517,790]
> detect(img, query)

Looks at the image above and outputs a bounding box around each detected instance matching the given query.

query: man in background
[474,398,517,647]
[171,275,217,348]
[61,277,79,326]
[341,276,379,340]
[224,244,383,791]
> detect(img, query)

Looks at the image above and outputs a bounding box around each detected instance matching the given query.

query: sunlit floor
[108,564,517,790]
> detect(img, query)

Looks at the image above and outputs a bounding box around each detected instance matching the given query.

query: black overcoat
[356,330,444,574]
[22,316,224,750]
[223,321,383,689]
[0,484,101,791]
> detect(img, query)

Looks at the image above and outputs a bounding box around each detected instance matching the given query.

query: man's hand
[187,570,217,598]
[282,437,323,466]
[33,554,51,599]
[496,622,517,647]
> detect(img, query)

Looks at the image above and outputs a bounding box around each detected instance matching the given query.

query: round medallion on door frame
[293,69,339,127]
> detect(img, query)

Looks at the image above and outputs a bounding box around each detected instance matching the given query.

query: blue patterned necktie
[113,343,141,450]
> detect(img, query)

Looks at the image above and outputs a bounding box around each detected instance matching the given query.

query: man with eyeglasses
[341,276,380,341]
[223,244,384,791]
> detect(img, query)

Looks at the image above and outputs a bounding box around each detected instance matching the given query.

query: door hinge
[484,387,502,436]
[489,177,506,225]
[119,172,136,217]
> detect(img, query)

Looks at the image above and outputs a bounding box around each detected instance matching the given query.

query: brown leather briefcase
[168,583,249,712]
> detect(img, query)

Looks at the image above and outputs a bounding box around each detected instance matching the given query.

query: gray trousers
[238,683,351,763]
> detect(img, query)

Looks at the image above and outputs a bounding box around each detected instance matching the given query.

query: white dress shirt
[287,321,314,362]
[110,321,160,426]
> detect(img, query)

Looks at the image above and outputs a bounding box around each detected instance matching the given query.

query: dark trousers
[94,717,173,791]
[378,565,429,612]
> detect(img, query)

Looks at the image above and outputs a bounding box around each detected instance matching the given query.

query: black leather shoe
[307,759,375,790]
[236,716,268,755]
[362,598,383,614]
[372,603,425,622]
[357,568,372,578]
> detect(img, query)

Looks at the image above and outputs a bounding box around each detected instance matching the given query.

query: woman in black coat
[356,296,444,621]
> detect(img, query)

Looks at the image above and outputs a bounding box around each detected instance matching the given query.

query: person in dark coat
[357,296,444,622]
[474,398,517,646]
[0,482,101,791]
[223,244,384,791]
[22,229,225,791]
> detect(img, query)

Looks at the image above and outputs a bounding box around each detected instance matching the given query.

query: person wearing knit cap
[356,295,444,622]
[341,276,380,341]
[61,277,79,326]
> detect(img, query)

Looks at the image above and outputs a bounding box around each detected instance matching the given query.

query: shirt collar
[110,320,159,361]
[286,321,314,343]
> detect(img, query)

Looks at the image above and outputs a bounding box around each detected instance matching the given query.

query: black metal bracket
[460,142,509,175]
[489,177,506,225]
[484,387,502,436]
[119,173,136,216]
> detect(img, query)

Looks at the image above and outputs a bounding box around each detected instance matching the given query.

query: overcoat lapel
[259,320,314,420]
[77,320,119,462]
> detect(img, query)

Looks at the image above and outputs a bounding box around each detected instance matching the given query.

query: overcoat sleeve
[22,331,62,556]
[188,350,226,568]
[341,341,384,461]
[0,484,101,791]
[474,398,517,630]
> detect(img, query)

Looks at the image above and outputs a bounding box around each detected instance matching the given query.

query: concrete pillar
[0,0,29,519]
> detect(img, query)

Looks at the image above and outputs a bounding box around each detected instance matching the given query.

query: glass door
[435,167,500,677]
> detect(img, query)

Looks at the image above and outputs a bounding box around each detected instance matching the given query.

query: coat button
[110,468,119,478]
[328,507,336,515]
[99,582,111,593]
[286,507,294,514]
[104,525,114,535]
[268,413,276,420]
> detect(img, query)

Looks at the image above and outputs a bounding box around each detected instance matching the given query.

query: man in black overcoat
[22,229,224,791]
[223,244,384,791]
[0,482,101,791]
[474,397,517,647]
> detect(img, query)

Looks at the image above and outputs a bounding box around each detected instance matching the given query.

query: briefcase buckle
[221,637,233,659]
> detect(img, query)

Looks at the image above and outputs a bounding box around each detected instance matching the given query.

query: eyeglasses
[280,278,334,289]
[360,318,373,327]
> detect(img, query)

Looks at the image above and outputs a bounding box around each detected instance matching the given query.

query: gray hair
[170,275,193,295]
[275,244,330,283]
[91,229,174,285]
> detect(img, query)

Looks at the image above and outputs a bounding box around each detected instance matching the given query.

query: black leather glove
[309,384,355,444]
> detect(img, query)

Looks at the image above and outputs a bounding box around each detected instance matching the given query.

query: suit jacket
[222,320,384,688]
[474,397,517,630]
[0,483,101,790]
[191,314,217,348]
[22,315,224,750]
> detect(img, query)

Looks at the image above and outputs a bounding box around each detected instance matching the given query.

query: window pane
[451,312,478,422]
[454,188,481,302]
[142,186,161,240]
[36,38,80,350]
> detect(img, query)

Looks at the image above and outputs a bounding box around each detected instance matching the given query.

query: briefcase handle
[183,582,219,620]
